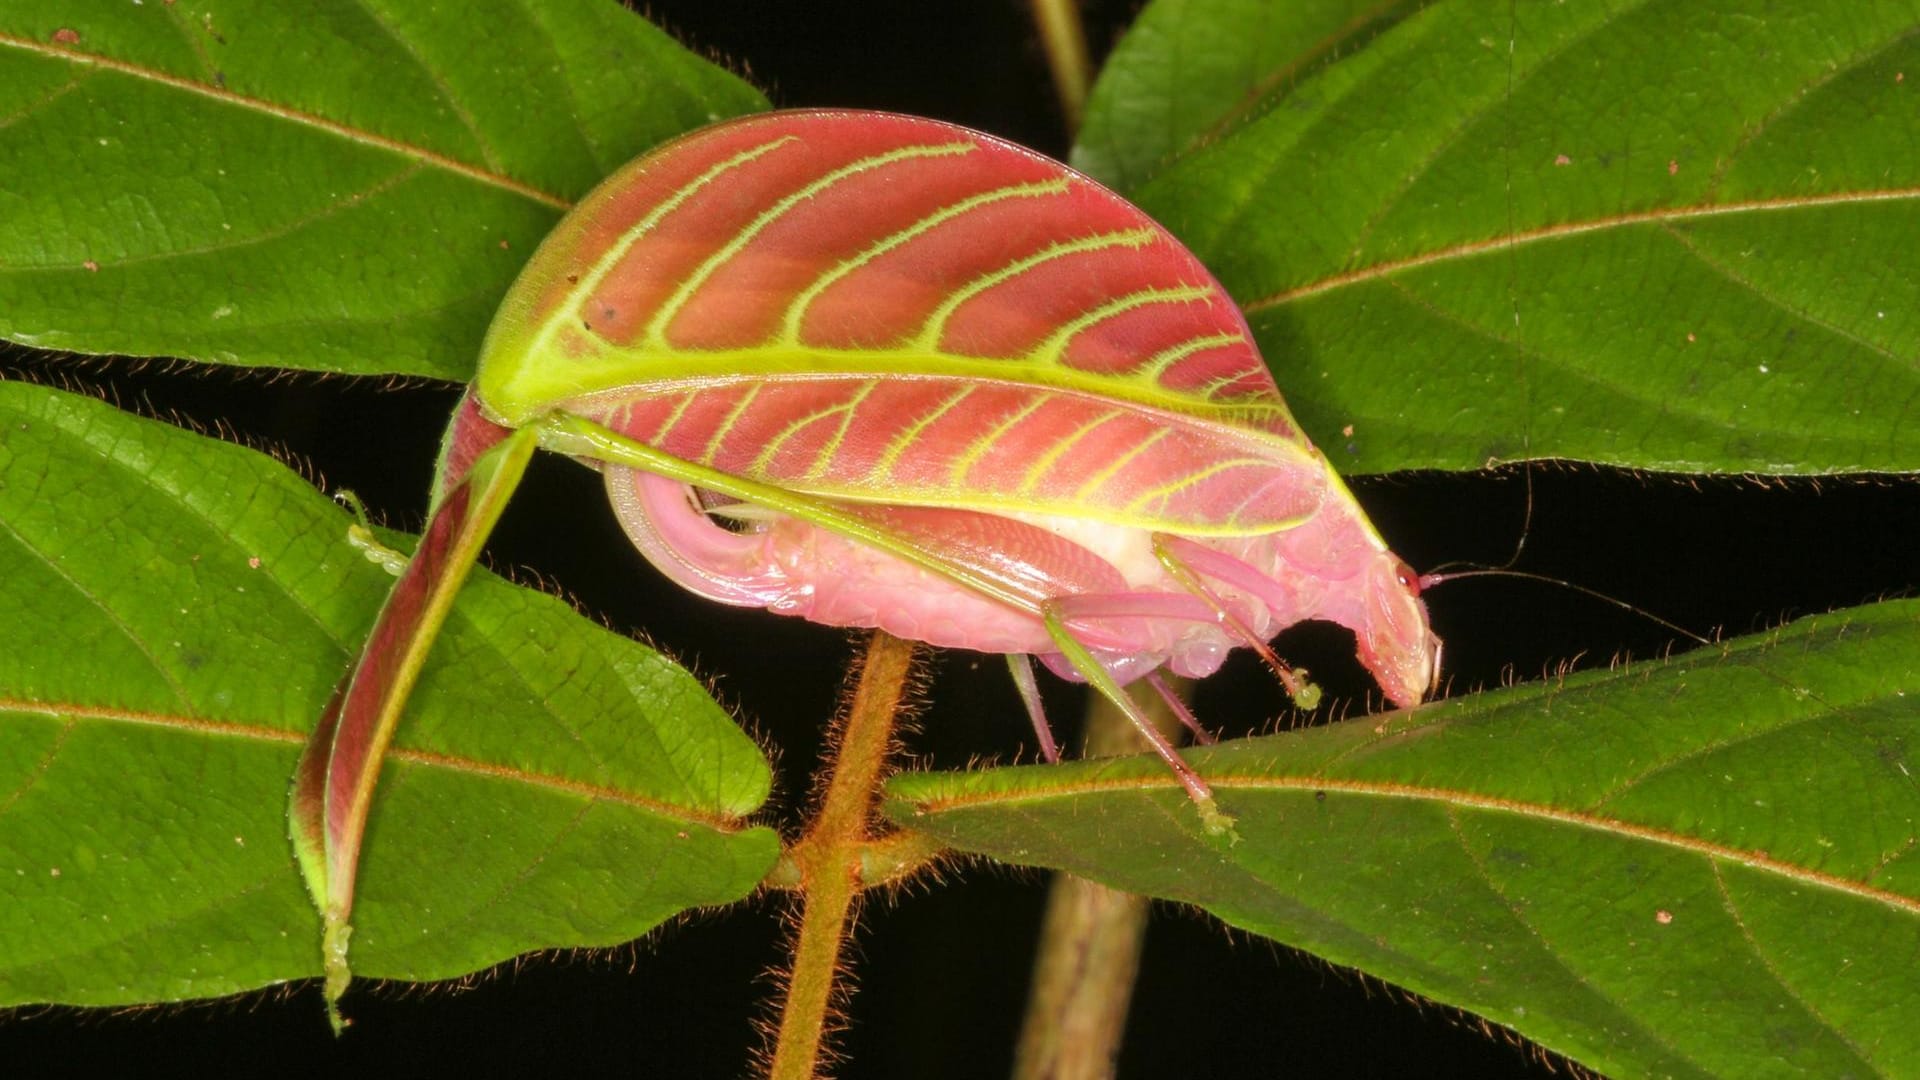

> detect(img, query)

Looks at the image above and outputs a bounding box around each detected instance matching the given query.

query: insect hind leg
[1039,602,1235,838]
[1014,600,1214,765]
[1144,670,1215,746]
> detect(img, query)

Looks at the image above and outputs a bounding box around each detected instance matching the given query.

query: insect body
[292,109,1439,1020]
[484,108,1440,742]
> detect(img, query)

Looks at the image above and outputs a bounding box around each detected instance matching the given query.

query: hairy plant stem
[1012,680,1190,1080]
[1028,0,1093,130]
[766,631,920,1080]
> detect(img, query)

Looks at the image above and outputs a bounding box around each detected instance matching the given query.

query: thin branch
[1028,0,1093,133]
[1012,677,1191,1079]
[766,631,921,1080]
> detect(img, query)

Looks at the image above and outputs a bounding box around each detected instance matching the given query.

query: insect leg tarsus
[1040,602,1234,838]
[1005,654,1061,763]
[345,524,408,577]
[335,490,408,576]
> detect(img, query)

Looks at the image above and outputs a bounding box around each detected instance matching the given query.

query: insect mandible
[290,109,1441,1021]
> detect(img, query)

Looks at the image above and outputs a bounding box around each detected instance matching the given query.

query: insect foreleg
[1153,534,1322,710]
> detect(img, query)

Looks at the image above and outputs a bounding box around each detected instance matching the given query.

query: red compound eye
[1393,560,1422,595]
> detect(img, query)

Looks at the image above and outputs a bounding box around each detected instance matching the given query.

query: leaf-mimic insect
[290,110,1441,1021]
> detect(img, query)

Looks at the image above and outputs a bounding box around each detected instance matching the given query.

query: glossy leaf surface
[1082,0,1920,474]
[0,380,777,1006]
[482,110,1329,534]
[0,0,765,378]
[887,598,1920,1078]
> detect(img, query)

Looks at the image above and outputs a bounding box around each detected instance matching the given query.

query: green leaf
[1073,0,1421,192]
[0,380,778,1007]
[1081,0,1920,474]
[886,599,1920,1078]
[0,0,765,379]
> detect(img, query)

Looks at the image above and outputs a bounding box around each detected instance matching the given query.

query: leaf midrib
[0,697,750,829]
[1243,185,1920,313]
[1437,801,1712,1078]
[1176,0,1413,174]
[0,31,570,211]
[895,772,1920,915]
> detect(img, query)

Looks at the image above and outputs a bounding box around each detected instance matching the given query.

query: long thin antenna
[1420,567,1714,649]
[1421,465,1537,578]
[1504,465,1535,568]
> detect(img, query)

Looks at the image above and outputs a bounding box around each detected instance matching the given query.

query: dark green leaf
[0,380,777,1006]
[887,599,1920,1078]
[1082,0,1920,474]
[1073,0,1421,192]
[0,0,765,378]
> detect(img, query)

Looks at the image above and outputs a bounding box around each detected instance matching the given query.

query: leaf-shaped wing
[479,111,1329,535]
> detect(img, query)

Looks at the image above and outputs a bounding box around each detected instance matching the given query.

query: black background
[6,3,1918,1078]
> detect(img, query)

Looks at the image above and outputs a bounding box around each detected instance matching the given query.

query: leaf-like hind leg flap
[289,394,538,1029]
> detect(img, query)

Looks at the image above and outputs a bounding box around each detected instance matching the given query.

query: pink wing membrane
[489,111,1322,534]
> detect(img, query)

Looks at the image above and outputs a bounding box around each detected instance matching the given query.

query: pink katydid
[289,109,1441,1023]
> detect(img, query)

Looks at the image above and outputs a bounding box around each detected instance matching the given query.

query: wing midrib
[550,346,1305,452]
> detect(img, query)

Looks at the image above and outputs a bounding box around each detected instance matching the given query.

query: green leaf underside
[0,380,776,1006]
[0,0,765,379]
[886,598,1920,1078]
[1085,0,1920,475]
